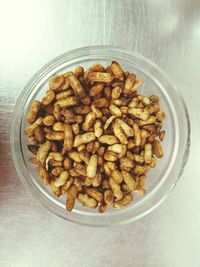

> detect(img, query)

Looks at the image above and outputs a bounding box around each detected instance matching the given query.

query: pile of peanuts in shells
[25,61,165,213]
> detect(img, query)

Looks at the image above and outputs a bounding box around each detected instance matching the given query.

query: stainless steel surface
[0,0,199,266]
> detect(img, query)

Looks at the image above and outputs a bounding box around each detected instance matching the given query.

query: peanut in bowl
[10,46,190,226]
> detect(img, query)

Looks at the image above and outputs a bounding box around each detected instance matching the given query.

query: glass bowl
[10,46,190,226]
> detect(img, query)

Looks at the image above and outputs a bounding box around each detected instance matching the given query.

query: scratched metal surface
[0,0,200,266]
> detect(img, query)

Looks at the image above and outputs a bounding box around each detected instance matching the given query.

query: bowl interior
[20,57,177,217]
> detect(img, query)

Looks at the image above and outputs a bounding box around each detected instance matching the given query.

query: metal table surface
[0,0,199,266]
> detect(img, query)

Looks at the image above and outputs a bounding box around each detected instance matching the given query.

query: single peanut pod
[104,189,114,205]
[120,157,135,169]
[109,104,122,117]
[73,177,83,192]
[111,86,122,100]
[87,155,97,178]
[82,112,96,131]
[87,72,113,83]
[24,117,43,137]
[153,140,164,158]
[79,151,90,165]
[98,135,118,145]
[91,104,103,118]
[62,124,73,154]
[52,122,65,131]
[98,204,108,213]
[61,176,73,194]
[38,166,49,185]
[115,118,134,137]
[85,188,103,202]
[68,151,82,163]
[113,98,129,106]
[114,193,133,208]
[89,83,104,97]
[80,96,91,105]
[128,108,150,121]
[46,131,64,141]
[55,96,78,108]
[107,144,126,155]
[93,97,109,108]
[133,123,141,146]
[36,140,51,165]
[134,165,148,175]
[43,115,55,126]
[134,153,144,164]
[50,180,61,197]
[42,90,55,105]
[34,127,45,143]
[104,151,118,161]
[49,75,65,90]
[144,143,152,164]
[92,173,102,187]
[74,66,84,77]
[138,116,157,126]
[66,185,77,212]
[77,193,98,208]
[112,122,127,145]
[63,157,73,170]
[27,101,41,124]
[109,177,123,201]
[74,132,96,147]
[69,169,80,177]
[61,109,77,123]
[65,72,86,98]
[138,95,151,106]
[112,170,123,184]
[104,116,116,130]
[148,155,157,168]
[53,104,62,121]
[51,166,64,176]
[110,61,124,81]
[55,89,73,101]
[54,171,69,187]
[121,170,136,191]
[123,73,136,95]
[73,106,91,115]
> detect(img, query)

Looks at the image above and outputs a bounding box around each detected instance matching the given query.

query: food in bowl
[24,61,165,213]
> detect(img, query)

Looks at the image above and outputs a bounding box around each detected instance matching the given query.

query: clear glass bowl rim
[10,45,191,227]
